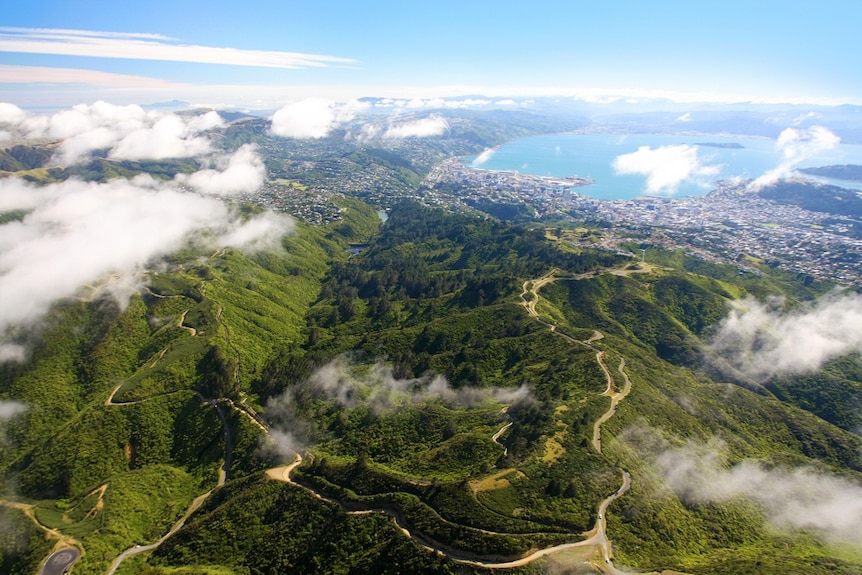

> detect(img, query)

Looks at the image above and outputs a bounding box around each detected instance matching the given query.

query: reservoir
[467,133,862,200]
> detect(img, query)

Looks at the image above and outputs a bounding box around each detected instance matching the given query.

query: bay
[467,134,862,200]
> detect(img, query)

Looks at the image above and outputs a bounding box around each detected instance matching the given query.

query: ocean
[467,133,862,200]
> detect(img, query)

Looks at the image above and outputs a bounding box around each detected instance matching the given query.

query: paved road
[41,548,80,575]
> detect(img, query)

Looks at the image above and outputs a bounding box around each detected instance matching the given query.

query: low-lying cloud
[749,125,840,190]
[263,356,533,458]
[174,144,265,196]
[471,147,496,167]
[612,144,720,195]
[303,357,531,411]
[0,173,293,359]
[0,102,26,125]
[2,101,226,165]
[707,292,862,381]
[269,98,365,139]
[0,399,26,448]
[108,114,215,160]
[0,400,26,421]
[383,115,449,138]
[656,439,862,547]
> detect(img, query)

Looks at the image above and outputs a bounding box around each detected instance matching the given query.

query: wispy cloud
[0,27,355,69]
[0,171,293,360]
[655,438,862,548]
[748,125,840,190]
[0,64,189,89]
[0,400,26,420]
[471,147,496,166]
[707,292,862,382]
[0,102,26,124]
[383,115,449,138]
[263,356,532,458]
[612,144,721,195]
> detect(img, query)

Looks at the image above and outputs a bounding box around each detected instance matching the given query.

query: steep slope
[3,199,861,575]
[0,198,380,575]
[149,202,862,574]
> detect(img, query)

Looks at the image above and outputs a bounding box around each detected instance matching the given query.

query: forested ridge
[2,199,861,575]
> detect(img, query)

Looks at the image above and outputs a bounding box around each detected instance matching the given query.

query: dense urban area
[235,144,862,286]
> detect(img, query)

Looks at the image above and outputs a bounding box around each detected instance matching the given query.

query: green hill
[2,199,861,575]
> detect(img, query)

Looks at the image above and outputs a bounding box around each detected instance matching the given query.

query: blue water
[467,134,862,200]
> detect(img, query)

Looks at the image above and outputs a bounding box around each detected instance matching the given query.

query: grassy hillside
[3,198,861,574]
[0,197,380,574]
[144,201,862,574]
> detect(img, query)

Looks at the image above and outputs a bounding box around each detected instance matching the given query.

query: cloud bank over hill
[0,102,291,362]
[0,101,226,164]
[174,144,266,196]
[707,292,862,381]
[382,115,449,138]
[0,174,293,361]
[268,98,450,141]
[655,438,862,548]
[269,98,366,139]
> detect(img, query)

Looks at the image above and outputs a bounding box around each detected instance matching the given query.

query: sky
[1,0,861,109]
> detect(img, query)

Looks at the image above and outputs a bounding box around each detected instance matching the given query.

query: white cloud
[383,115,449,138]
[56,127,121,165]
[185,110,225,133]
[218,211,294,252]
[0,27,355,69]
[677,112,692,122]
[0,102,26,125]
[656,440,862,548]
[612,144,720,195]
[708,292,862,381]
[404,97,493,109]
[471,147,496,166]
[0,399,26,419]
[270,98,365,139]
[11,102,222,164]
[175,144,265,196]
[0,173,292,342]
[276,356,532,414]
[262,357,533,460]
[791,111,820,125]
[0,344,26,363]
[749,125,840,190]
[270,98,337,139]
[0,64,189,89]
[38,101,148,140]
[109,115,211,160]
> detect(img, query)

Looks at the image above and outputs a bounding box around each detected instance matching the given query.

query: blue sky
[1,0,860,108]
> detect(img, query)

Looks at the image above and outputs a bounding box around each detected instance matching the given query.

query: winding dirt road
[592,358,632,454]
[100,266,638,573]
[103,389,234,575]
[262,268,640,571]
[518,268,637,571]
[266,455,631,570]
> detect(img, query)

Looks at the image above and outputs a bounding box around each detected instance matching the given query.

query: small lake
[467,133,862,200]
